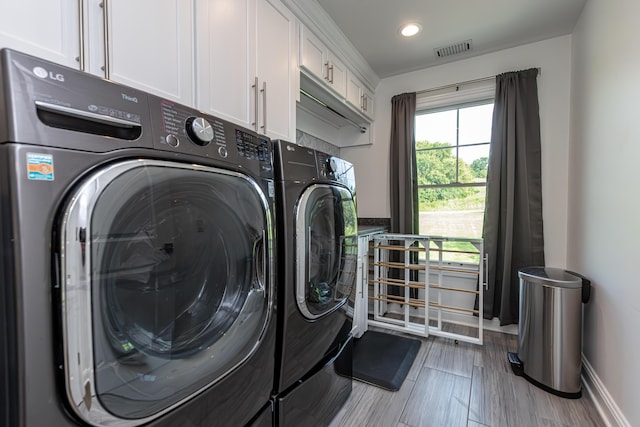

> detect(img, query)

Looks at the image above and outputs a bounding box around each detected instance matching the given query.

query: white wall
[569,0,640,425]
[341,36,573,268]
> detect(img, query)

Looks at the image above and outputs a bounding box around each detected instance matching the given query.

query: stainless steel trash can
[508,267,591,398]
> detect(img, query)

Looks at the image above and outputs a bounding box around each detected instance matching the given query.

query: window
[415,99,493,260]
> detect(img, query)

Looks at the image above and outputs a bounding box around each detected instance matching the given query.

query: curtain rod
[415,67,541,96]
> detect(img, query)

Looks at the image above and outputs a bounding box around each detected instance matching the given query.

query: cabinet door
[0,0,80,69]
[326,53,347,98]
[99,0,195,105]
[299,25,326,83]
[300,25,348,100]
[361,87,374,120]
[346,71,363,110]
[196,0,253,128]
[347,71,375,121]
[255,0,295,140]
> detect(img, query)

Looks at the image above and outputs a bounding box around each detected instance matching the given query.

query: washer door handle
[252,232,266,293]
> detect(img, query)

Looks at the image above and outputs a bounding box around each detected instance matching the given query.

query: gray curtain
[389,92,418,235]
[389,93,418,297]
[482,68,544,325]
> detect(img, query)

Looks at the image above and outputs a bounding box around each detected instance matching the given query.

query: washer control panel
[157,99,228,150]
[150,96,272,169]
[185,117,214,146]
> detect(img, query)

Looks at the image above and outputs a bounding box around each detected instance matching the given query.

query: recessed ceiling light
[400,23,421,37]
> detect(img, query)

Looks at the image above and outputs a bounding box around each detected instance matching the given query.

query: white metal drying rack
[367,233,486,345]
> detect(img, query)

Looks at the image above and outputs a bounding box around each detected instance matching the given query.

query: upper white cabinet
[197,0,296,141]
[300,26,346,98]
[195,0,296,140]
[0,1,195,106]
[196,0,252,131]
[85,0,195,105]
[346,71,374,121]
[255,0,296,140]
[0,0,81,69]
[298,22,375,133]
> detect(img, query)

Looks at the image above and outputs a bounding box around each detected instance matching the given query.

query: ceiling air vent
[435,39,472,58]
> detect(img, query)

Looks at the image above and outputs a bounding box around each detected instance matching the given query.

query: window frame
[414,80,495,249]
[416,99,493,190]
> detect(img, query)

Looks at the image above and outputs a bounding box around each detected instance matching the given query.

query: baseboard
[483,317,518,335]
[582,356,631,427]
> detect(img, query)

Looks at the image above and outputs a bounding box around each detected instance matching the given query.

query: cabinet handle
[77,0,85,70]
[251,77,259,132]
[329,64,334,84]
[324,61,330,81]
[364,95,368,112]
[360,94,364,110]
[260,81,267,132]
[100,0,110,79]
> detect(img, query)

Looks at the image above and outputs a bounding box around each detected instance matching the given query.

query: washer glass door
[58,160,273,426]
[296,184,358,319]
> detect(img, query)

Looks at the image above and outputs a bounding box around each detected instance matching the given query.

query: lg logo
[33,66,65,82]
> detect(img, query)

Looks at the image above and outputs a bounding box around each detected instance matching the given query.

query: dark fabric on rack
[389,93,419,297]
[482,68,545,325]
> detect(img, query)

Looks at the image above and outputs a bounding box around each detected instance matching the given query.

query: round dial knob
[326,157,338,173]
[186,117,214,146]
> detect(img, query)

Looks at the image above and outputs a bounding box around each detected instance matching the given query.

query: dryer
[272,140,357,426]
[0,49,276,427]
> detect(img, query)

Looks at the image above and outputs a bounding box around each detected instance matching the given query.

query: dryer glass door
[296,184,358,319]
[58,160,273,426]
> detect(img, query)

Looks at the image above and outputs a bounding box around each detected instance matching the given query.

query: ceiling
[315,0,587,78]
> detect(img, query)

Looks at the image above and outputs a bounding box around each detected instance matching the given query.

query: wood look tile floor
[329,328,604,427]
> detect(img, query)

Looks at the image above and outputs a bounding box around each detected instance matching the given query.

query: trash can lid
[517,267,582,288]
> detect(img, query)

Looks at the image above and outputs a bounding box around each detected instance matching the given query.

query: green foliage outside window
[470,157,488,179]
[416,140,479,207]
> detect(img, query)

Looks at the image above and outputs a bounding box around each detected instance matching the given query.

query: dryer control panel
[315,151,355,190]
